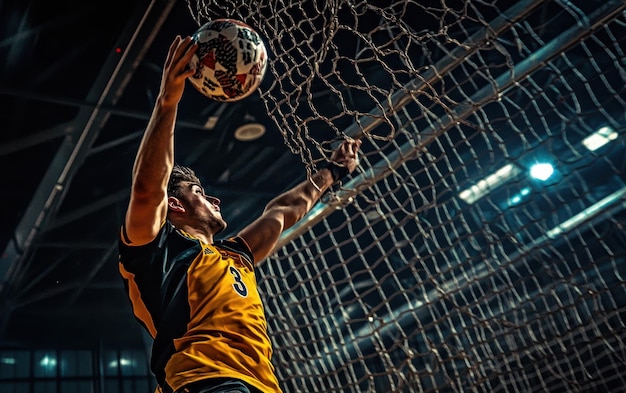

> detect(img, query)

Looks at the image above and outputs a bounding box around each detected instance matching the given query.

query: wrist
[156,92,181,109]
[324,162,350,183]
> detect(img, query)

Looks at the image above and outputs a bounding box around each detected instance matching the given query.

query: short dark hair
[167,164,202,198]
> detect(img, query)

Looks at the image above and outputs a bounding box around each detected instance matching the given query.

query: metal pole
[270,0,626,255]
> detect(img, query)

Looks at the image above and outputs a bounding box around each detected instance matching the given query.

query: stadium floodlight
[529,163,555,181]
[459,163,521,204]
[508,187,531,206]
[583,126,618,151]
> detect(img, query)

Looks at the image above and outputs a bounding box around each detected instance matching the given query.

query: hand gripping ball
[189,19,268,102]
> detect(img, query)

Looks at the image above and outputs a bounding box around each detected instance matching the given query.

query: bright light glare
[459,164,521,204]
[40,355,57,368]
[583,126,618,151]
[530,163,554,181]
[120,358,133,366]
[108,358,135,368]
[508,187,531,207]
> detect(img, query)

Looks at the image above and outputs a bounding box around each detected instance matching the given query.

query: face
[176,182,227,234]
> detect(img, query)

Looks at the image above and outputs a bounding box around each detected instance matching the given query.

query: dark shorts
[174,378,263,393]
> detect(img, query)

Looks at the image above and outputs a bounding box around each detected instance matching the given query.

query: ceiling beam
[0,0,178,325]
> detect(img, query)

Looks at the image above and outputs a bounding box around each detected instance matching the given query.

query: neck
[176,224,214,244]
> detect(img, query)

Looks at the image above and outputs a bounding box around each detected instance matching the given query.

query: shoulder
[119,220,174,248]
[215,236,255,265]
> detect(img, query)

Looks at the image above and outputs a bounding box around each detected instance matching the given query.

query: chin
[213,219,227,235]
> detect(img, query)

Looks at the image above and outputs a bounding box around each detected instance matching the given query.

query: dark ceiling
[0,0,304,349]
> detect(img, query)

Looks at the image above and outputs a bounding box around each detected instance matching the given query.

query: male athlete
[118,35,361,393]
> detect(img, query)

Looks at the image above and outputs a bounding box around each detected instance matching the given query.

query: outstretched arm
[238,138,362,261]
[123,36,197,245]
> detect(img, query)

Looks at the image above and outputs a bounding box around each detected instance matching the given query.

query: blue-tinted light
[529,163,554,181]
[40,355,57,368]
[508,187,531,207]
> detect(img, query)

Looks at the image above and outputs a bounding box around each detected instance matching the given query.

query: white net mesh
[188,0,626,391]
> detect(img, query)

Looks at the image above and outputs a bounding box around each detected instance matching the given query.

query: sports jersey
[118,221,282,393]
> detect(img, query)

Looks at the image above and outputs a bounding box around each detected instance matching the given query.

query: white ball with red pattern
[189,19,268,102]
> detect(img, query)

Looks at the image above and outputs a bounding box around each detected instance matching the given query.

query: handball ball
[189,19,268,102]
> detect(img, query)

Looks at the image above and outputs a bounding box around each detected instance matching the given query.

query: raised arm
[238,138,362,261]
[123,36,198,245]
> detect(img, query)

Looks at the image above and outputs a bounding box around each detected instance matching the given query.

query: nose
[205,195,221,206]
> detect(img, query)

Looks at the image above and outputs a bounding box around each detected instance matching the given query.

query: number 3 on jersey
[229,266,248,297]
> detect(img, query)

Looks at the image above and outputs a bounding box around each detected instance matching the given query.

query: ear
[168,196,185,213]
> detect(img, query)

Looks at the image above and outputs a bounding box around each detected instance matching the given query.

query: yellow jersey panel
[118,221,282,393]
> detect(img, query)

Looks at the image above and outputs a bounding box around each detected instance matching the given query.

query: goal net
[187,0,626,392]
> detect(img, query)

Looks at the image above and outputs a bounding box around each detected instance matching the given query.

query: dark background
[0,0,304,350]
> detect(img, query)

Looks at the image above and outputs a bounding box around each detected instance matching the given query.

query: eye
[205,195,221,205]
